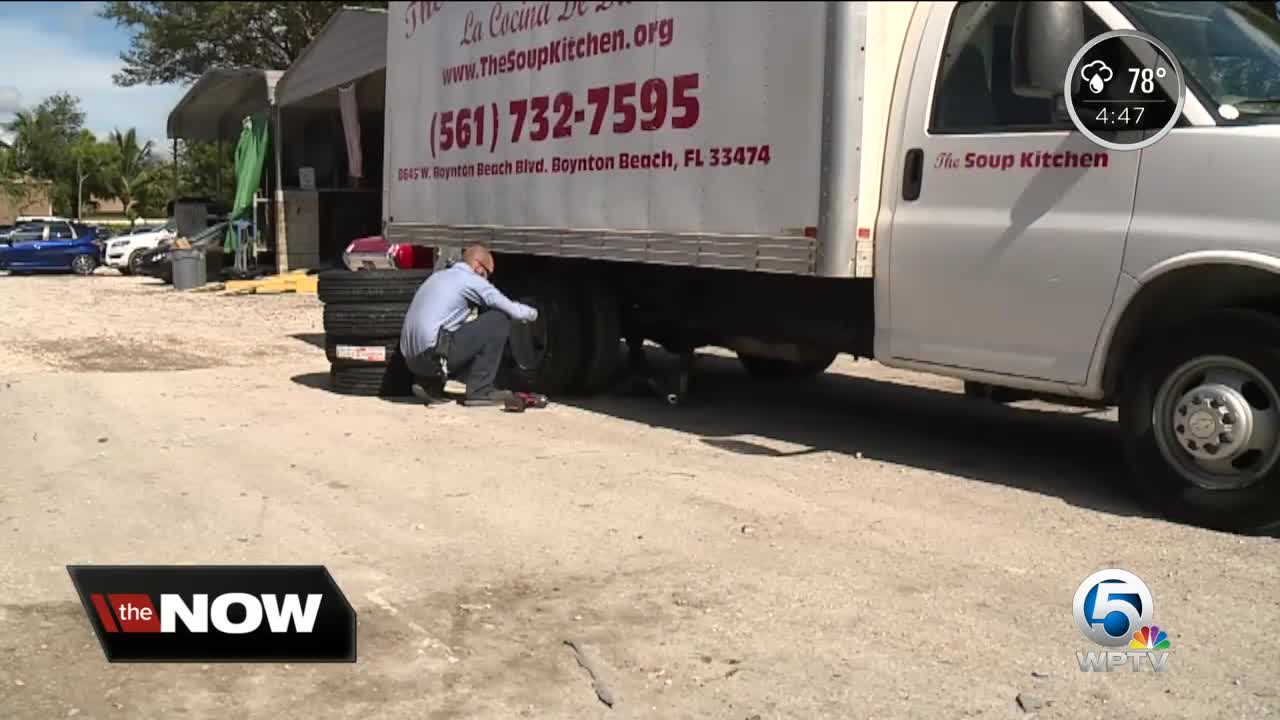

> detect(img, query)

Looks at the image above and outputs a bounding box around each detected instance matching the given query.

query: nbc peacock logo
[1073,569,1172,672]
[1130,625,1171,652]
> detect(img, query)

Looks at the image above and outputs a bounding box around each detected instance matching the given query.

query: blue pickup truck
[0,220,101,275]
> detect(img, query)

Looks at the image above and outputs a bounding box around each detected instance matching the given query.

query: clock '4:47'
[1097,106,1145,124]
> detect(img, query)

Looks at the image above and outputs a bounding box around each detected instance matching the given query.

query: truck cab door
[882,1,1138,384]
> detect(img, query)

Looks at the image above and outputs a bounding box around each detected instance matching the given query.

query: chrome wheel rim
[72,256,94,274]
[1153,355,1280,490]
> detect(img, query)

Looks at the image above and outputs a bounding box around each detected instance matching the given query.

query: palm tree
[0,142,26,206]
[5,110,40,172]
[107,128,155,228]
[0,117,39,208]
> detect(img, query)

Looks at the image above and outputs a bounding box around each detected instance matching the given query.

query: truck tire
[737,351,837,380]
[318,269,432,305]
[500,278,587,395]
[1119,308,1280,533]
[325,336,401,368]
[322,303,409,339]
[575,280,622,394]
[329,358,414,397]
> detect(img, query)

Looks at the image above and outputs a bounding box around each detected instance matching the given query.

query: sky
[0,1,187,151]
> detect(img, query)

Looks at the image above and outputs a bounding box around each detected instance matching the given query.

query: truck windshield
[1121,2,1280,120]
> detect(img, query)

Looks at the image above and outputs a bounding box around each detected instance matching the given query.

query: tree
[70,130,114,219]
[3,94,89,215]
[178,140,235,207]
[100,1,388,87]
[135,156,177,219]
[0,142,36,209]
[106,128,155,227]
[0,143,12,182]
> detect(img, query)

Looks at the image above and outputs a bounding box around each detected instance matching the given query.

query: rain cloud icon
[1080,60,1114,94]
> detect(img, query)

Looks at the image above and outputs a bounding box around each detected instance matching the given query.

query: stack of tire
[317,269,434,397]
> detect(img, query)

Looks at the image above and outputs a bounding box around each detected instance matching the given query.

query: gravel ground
[0,271,1277,720]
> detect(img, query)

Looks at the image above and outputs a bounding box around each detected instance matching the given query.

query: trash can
[172,248,207,290]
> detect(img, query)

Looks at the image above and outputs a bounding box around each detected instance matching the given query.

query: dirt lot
[1,271,1277,720]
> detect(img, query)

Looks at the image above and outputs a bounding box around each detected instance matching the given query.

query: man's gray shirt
[400,262,538,358]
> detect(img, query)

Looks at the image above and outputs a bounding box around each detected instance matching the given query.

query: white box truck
[381,0,1280,532]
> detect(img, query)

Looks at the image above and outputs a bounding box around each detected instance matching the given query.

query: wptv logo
[68,565,357,662]
[1072,569,1172,672]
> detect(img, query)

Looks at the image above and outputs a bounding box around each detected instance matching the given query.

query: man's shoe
[411,382,448,405]
[460,389,514,407]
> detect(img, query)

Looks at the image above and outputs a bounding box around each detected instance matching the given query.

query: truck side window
[931,1,1107,134]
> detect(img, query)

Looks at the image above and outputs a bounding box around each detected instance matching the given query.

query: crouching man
[399,244,538,407]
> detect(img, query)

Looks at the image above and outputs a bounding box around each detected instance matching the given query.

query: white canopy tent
[167,68,283,142]
[274,7,388,110]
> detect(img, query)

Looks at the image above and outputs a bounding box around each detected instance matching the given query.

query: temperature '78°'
[1128,67,1166,94]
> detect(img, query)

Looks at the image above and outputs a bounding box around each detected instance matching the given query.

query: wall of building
[0,181,54,224]
[88,196,126,215]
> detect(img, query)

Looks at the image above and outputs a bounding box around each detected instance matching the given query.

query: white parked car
[105,220,177,275]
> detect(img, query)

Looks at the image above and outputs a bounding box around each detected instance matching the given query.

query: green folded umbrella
[224,112,269,252]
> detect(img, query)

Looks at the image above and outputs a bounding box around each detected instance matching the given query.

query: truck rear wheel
[501,278,587,395]
[575,279,622,394]
[1120,309,1280,533]
[737,351,837,380]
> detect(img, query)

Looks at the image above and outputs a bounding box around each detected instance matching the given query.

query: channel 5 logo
[1072,569,1171,672]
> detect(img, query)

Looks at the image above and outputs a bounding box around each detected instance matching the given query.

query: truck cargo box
[385,1,871,275]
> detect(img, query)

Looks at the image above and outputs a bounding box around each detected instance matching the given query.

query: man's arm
[460,274,539,322]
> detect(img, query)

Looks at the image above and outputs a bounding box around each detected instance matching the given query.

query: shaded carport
[167,68,283,143]
[272,7,388,270]
[166,68,285,269]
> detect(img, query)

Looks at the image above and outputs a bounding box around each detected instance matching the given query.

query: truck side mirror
[1010,1,1086,98]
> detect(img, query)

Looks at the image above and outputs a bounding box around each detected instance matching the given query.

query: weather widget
[1065,29,1186,151]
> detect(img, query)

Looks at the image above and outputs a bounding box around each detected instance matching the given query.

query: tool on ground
[516,391,549,408]
[503,391,550,412]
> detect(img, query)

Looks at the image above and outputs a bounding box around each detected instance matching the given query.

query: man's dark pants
[406,310,512,400]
